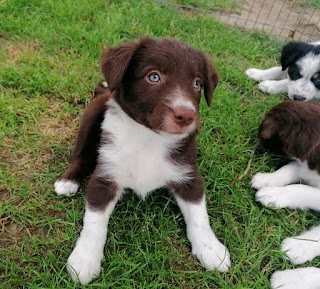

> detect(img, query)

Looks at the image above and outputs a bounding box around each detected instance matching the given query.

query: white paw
[256,185,310,210]
[255,187,286,208]
[282,237,320,265]
[192,238,231,272]
[54,179,79,196]
[251,172,277,189]
[101,81,108,88]
[67,246,103,285]
[245,68,265,80]
[258,80,280,94]
[271,268,320,289]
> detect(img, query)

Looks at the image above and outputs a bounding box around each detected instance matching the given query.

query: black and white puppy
[251,101,320,289]
[245,41,320,101]
[54,37,231,285]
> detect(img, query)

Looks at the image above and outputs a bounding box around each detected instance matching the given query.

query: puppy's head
[100,37,218,138]
[280,41,320,101]
[259,101,320,171]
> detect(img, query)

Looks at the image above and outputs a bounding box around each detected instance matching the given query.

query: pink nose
[173,106,195,127]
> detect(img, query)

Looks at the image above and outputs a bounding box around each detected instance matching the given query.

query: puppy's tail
[94,81,109,97]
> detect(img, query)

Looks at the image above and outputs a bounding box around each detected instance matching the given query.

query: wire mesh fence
[156,0,320,42]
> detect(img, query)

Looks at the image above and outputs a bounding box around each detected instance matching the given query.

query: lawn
[1,0,319,288]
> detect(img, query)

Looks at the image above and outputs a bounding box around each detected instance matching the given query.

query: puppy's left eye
[148,72,161,83]
[312,73,320,87]
[193,79,202,90]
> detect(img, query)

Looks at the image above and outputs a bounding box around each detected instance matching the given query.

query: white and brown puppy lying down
[252,101,320,289]
[54,37,231,284]
[246,41,320,101]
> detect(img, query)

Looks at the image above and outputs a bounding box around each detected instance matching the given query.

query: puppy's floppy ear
[280,42,313,71]
[259,114,279,140]
[280,103,320,160]
[100,40,140,91]
[203,56,219,106]
[258,112,284,155]
[260,102,320,160]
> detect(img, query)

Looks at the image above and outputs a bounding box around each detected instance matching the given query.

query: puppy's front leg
[271,267,320,289]
[67,171,121,285]
[258,79,289,94]
[245,66,287,81]
[170,175,231,272]
[251,161,301,190]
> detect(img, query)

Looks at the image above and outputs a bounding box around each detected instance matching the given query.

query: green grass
[300,0,320,9]
[1,0,319,288]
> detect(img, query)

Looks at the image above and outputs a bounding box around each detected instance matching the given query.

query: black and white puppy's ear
[203,56,219,106]
[100,39,141,92]
[280,42,313,71]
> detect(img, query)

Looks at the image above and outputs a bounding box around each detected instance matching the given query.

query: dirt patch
[217,0,320,41]
[0,98,79,179]
[36,102,79,139]
[3,39,43,61]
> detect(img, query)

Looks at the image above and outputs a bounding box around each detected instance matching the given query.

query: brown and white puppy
[251,101,320,289]
[54,37,231,285]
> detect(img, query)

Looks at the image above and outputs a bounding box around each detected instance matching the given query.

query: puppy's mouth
[147,103,198,138]
[164,120,197,135]
[160,108,198,137]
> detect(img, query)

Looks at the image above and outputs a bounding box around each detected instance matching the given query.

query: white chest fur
[97,99,192,198]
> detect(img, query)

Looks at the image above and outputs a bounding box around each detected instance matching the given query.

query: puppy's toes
[258,80,279,94]
[251,172,274,189]
[270,270,298,289]
[255,187,284,208]
[67,246,103,285]
[271,268,320,289]
[245,68,264,80]
[54,179,79,196]
[193,241,231,272]
[282,237,320,265]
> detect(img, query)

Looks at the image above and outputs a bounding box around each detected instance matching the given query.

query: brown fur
[101,37,218,131]
[59,92,110,183]
[259,101,320,173]
[57,37,219,209]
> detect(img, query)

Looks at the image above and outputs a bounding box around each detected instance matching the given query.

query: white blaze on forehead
[169,88,196,111]
[297,53,320,77]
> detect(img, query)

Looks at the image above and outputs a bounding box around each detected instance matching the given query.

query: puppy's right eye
[147,72,161,83]
[193,79,202,90]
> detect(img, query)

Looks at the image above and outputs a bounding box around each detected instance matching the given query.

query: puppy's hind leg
[54,89,109,197]
[245,66,287,81]
[170,173,231,272]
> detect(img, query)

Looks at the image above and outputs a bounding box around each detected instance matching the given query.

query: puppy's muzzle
[173,106,196,127]
[293,95,306,101]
